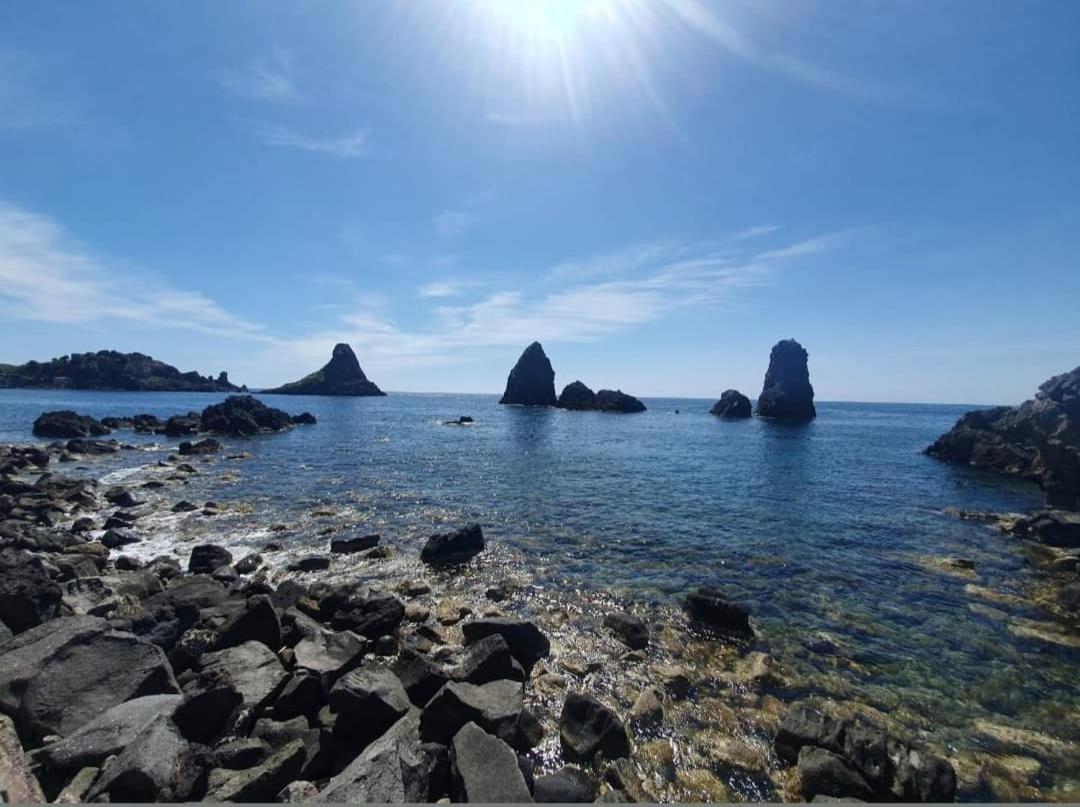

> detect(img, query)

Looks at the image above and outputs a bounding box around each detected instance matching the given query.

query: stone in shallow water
[560,692,630,763]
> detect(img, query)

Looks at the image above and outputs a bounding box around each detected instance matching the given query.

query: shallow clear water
[2,389,1076,797]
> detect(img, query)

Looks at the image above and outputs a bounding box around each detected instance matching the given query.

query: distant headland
[0,350,241,393]
[264,343,385,397]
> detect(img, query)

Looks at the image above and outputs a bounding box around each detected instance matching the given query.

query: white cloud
[0,201,268,340]
[433,211,472,239]
[253,124,368,157]
[731,224,782,241]
[418,279,481,298]
[755,231,852,261]
[219,50,298,103]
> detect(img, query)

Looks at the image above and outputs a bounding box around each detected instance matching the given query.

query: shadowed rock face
[557,381,646,413]
[755,339,816,419]
[927,364,1080,508]
[0,350,240,392]
[265,343,384,397]
[499,342,556,406]
[710,389,751,419]
[557,381,596,409]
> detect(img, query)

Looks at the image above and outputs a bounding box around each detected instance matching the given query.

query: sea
[1,389,1076,798]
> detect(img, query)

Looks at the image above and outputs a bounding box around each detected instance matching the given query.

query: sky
[1,0,1078,404]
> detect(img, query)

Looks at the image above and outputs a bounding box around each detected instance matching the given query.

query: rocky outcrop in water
[756,340,816,419]
[32,411,112,439]
[0,350,241,392]
[556,381,647,413]
[710,389,751,419]
[499,342,556,406]
[265,343,384,397]
[927,365,1080,509]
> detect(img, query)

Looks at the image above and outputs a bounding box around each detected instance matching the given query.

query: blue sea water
[1,389,1076,795]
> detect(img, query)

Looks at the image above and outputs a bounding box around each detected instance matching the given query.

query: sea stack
[927,364,1080,509]
[499,342,557,406]
[755,340,816,419]
[710,389,751,419]
[556,381,646,413]
[265,343,384,396]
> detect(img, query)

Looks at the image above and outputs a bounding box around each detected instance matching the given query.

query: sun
[480,0,620,38]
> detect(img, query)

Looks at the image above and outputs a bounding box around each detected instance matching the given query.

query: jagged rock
[278,780,320,802]
[534,766,598,803]
[200,395,298,436]
[927,365,1080,507]
[266,343,384,396]
[271,672,325,721]
[328,668,411,743]
[189,544,233,574]
[0,549,62,633]
[556,382,646,413]
[36,694,184,773]
[292,412,317,425]
[603,612,648,649]
[178,437,221,456]
[420,680,524,745]
[215,738,271,770]
[0,714,45,802]
[292,619,366,684]
[319,711,435,802]
[755,339,816,419]
[54,765,99,803]
[2,351,240,392]
[196,641,288,714]
[235,553,263,574]
[774,704,845,764]
[100,528,139,549]
[205,738,307,802]
[450,721,532,803]
[216,594,282,652]
[454,633,525,685]
[798,746,874,801]
[289,555,330,572]
[32,411,111,439]
[86,715,204,803]
[684,587,752,636]
[462,617,550,673]
[394,646,452,707]
[499,342,557,406]
[420,523,485,565]
[15,629,179,741]
[559,693,630,762]
[329,591,404,638]
[104,486,143,508]
[710,389,752,418]
[330,533,380,554]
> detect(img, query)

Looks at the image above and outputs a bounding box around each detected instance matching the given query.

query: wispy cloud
[418,279,482,298]
[219,50,298,103]
[253,124,368,157]
[669,0,878,98]
[755,230,853,261]
[433,211,473,239]
[731,224,782,241]
[0,201,267,340]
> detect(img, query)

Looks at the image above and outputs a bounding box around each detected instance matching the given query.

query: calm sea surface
[1,389,1076,795]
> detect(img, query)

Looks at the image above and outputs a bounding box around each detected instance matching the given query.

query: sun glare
[481,0,620,38]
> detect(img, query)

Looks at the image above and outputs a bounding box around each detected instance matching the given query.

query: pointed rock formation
[710,389,751,419]
[499,342,556,406]
[265,344,384,397]
[755,340,816,419]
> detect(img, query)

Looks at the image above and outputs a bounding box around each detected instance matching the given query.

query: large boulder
[329,668,412,744]
[462,618,550,673]
[420,523,485,565]
[199,395,297,436]
[188,544,233,574]
[195,641,288,713]
[684,587,753,637]
[32,411,110,439]
[534,766,598,803]
[499,342,557,406]
[557,381,596,410]
[594,389,647,413]
[559,693,630,763]
[265,343,385,396]
[320,711,438,802]
[927,365,1080,508]
[0,549,62,633]
[450,721,532,803]
[798,746,874,801]
[15,629,180,741]
[710,389,752,418]
[85,715,205,803]
[453,634,524,685]
[420,680,524,745]
[755,339,816,419]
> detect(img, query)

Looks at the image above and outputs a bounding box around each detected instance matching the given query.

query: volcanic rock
[420,523,485,565]
[450,721,532,803]
[559,692,630,763]
[755,339,816,419]
[710,389,752,418]
[32,411,111,439]
[265,343,384,396]
[499,342,557,406]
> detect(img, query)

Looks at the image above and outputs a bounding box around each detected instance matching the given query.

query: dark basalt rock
[684,587,752,636]
[420,679,524,746]
[462,617,550,673]
[558,381,597,409]
[559,692,630,763]
[292,411,317,425]
[330,533,380,554]
[603,612,649,650]
[0,549,62,633]
[755,339,816,419]
[0,350,240,392]
[710,389,752,418]
[32,411,111,439]
[557,382,646,413]
[499,342,557,406]
[798,746,874,801]
[927,365,1080,508]
[265,343,385,397]
[453,633,525,685]
[329,668,411,744]
[394,646,452,707]
[1008,509,1080,548]
[178,437,221,456]
[450,721,532,803]
[200,395,296,436]
[534,766,598,803]
[188,544,233,575]
[420,523,485,565]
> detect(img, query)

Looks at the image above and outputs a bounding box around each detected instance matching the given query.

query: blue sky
[1,0,1078,403]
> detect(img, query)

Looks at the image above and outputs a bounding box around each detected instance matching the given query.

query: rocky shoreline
[0,426,990,803]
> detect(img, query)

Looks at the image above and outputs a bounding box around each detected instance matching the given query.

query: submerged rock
[499,342,557,406]
[710,389,752,419]
[684,587,752,636]
[265,343,385,396]
[926,364,1080,508]
[420,523,485,565]
[559,692,630,763]
[755,339,816,419]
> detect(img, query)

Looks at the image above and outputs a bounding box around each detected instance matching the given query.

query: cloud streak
[219,50,298,103]
[0,201,268,340]
[253,124,369,157]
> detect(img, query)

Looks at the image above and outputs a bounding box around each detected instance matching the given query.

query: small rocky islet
[499,342,648,413]
[0,342,1078,802]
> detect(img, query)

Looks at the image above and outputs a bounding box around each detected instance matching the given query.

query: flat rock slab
[0,714,44,803]
[451,721,532,802]
[420,679,523,745]
[197,640,287,712]
[320,711,433,803]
